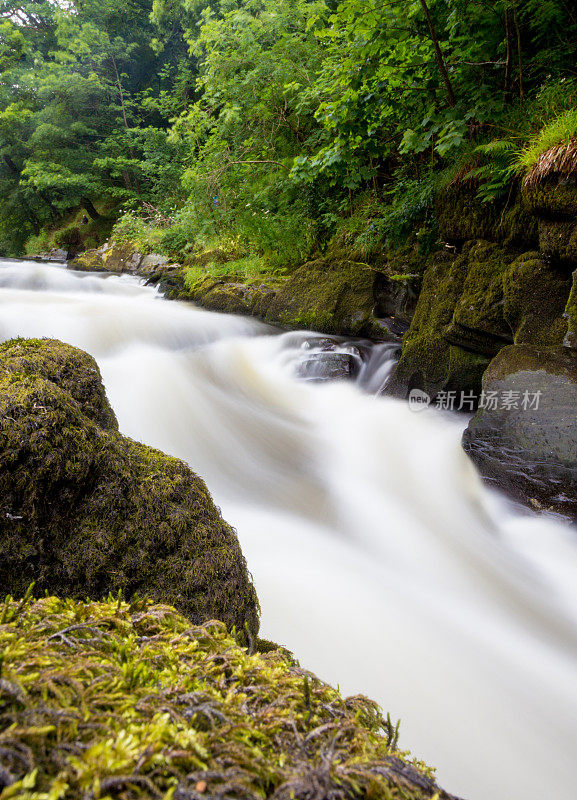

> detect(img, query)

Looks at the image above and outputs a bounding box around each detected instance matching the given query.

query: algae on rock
[387,240,573,402]
[0,338,259,636]
[261,257,391,338]
[0,595,461,800]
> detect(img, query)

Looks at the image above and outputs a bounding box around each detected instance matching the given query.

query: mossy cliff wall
[387,172,577,402]
[0,595,460,800]
[0,338,259,636]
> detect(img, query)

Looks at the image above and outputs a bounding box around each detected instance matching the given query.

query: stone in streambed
[463,344,577,517]
[0,337,259,635]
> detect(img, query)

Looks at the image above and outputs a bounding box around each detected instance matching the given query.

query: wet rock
[36,248,69,263]
[70,243,143,273]
[0,338,118,430]
[386,246,491,402]
[387,241,573,402]
[437,179,538,249]
[0,338,259,635]
[260,257,395,339]
[463,344,577,517]
[296,351,360,382]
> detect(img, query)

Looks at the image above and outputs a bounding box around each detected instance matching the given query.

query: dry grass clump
[0,594,460,800]
[524,138,577,186]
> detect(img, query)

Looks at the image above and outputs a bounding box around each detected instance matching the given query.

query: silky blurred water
[2,259,577,800]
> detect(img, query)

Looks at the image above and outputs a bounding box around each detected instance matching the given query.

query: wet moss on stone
[0,339,259,636]
[386,247,490,399]
[261,258,390,339]
[522,179,577,266]
[0,338,118,430]
[502,252,571,346]
[437,180,502,244]
[387,239,574,400]
[0,595,459,800]
[437,178,538,251]
[448,241,516,354]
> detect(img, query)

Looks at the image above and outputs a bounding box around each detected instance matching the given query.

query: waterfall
[2,258,577,800]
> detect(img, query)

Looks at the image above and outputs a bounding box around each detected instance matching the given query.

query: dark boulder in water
[463,344,577,517]
[0,338,259,636]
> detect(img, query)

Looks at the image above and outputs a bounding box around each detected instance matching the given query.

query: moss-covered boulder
[71,243,144,273]
[0,338,259,635]
[463,344,577,517]
[522,143,577,267]
[179,274,280,318]
[446,241,516,356]
[0,595,460,800]
[502,252,571,346]
[260,257,392,339]
[386,244,496,401]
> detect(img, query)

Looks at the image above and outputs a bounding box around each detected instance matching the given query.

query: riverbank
[66,160,577,519]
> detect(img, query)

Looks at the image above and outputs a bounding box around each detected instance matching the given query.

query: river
[1,258,577,800]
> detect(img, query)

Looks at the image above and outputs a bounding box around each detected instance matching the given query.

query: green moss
[522,181,577,218]
[436,181,502,244]
[496,196,538,249]
[536,218,577,265]
[503,252,571,346]
[563,270,577,348]
[0,595,456,800]
[0,338,118,430]
[387,245,509,399]
[0,338,259,636]
[387,238,574,399]
[437,182,538,250]
[448,241,516,352]
[262,257,388,338]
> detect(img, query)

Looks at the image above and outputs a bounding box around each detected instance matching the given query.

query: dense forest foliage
[1,0,576,270]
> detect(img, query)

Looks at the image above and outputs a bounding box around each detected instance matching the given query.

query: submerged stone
[0,338,259,635]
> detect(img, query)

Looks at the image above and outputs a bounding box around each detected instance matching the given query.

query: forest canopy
[0,0,576,262]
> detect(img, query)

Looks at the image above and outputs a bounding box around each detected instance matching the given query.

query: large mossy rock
[522,145,577,267]
[260,257,392,339]
[387,241,572,402]
[178,274,280,318]
[463,344,577,517]
[386,243,501,401]
[0,595,461,800]
[0,338,259,635]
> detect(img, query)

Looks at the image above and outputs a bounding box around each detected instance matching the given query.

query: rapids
[1,258,577,800]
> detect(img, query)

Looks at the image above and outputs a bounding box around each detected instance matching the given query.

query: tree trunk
[3,155,20,175]
[419,0,456,107]
[513,7,524,102]
[82,197,101,220]
[504,8,514,102]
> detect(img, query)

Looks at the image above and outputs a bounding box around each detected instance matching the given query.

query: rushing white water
[2,258,577,800]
